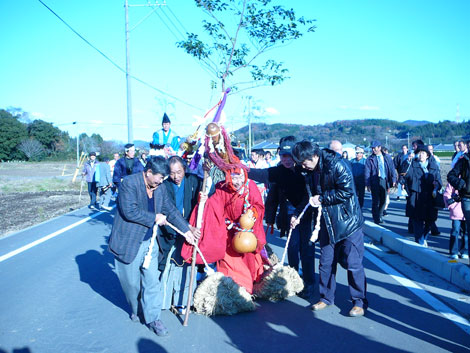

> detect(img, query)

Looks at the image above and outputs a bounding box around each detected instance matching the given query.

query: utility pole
[73,122,79,167]
[124,0,133,143]
[124,1,165,144]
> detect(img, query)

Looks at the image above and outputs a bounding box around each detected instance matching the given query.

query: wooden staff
[183,171,210,326]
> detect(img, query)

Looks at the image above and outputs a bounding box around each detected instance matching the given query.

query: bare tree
[18,138,45,161]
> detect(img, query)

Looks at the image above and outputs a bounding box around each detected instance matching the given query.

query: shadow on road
[75,235,128,316]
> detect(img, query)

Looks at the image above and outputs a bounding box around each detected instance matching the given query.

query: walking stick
[183,171,211,326]
[78,175,84,204]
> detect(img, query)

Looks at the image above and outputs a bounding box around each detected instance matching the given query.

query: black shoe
[431,231,441,236]
[382,210,388,216]
[149,320,169,336]
[298,285,315,301]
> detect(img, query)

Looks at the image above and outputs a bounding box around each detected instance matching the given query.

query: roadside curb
[363,221,470,291]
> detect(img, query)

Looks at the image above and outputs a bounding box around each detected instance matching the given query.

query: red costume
[182,178,266,294]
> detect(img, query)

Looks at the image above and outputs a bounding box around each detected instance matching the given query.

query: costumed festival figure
[152,113,180,155]
[180,89,303,318]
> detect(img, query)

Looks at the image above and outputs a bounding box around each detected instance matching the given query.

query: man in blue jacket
[113,143,144,189]
[365,140,397,224]
[292,141,367,317]
[108,156,200,336]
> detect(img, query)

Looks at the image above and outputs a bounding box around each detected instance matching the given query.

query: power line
[37,0,204,111]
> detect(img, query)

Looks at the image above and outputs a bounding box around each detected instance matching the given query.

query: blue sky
[1,0,469,143]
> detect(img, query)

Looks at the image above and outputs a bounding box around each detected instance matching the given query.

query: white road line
[365,243,470,335]
[0,210,106,263]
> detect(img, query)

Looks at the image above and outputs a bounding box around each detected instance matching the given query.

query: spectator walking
[97,157,113,211]
[82,152,99,209]
[113,144,144,189]
[393,144,411,200]
[139,150,148,167]
[365,141,397,224]
[350,146,366,208]
[447,142,470,261]
[403,145,442,246]
[443,183,467,259]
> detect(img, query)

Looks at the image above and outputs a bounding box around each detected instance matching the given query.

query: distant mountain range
[232,118,469,149]
[402,120,433,126]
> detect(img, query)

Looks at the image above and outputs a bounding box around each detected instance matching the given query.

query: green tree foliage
[0,109,28,160]
[28,119,62,154]
[177,0,315,92]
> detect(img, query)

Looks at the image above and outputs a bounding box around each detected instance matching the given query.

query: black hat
[415,145,431,157]
[89,151,96,157]
[279,139,295,155]
[124,143,134,151]
[162,113,171,125]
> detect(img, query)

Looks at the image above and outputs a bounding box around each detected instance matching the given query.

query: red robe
[181,179,266,294]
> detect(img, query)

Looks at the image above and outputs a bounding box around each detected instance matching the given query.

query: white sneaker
[460,254,469,260]
[101,206,112,211]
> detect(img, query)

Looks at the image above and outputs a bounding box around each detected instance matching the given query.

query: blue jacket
[108,172,190,264]
[350,158,366,183]
[113,157,144,186]
[152,128,180,152]
[364,153,397,189]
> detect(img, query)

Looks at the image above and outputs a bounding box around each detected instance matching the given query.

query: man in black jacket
[292,141,367,317]
[248,136,316,301]
[447,142,470,261]
[160,156,202,314]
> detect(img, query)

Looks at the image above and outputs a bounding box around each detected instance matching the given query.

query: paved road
[1,206,469,353]
[361,192,469,264]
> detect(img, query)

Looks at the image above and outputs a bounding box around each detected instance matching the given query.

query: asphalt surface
[1,204,469,353]
[361,192,469,265]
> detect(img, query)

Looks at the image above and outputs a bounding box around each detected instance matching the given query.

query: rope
[279,203,310,266]
[279,202,323,266]
[310,205,322,243]
[166,222,215,275]
[142,223,159,269]
[225,219,254,233]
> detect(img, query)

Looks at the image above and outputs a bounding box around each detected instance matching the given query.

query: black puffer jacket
[316,149,364,244]
[448,153,470,198]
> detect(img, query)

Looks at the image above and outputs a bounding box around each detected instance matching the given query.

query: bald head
[329,140,343,154]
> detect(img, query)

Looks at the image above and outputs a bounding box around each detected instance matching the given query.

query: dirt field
[0,161,91,237]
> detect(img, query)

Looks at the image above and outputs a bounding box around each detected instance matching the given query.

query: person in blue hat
[152,113,180,155]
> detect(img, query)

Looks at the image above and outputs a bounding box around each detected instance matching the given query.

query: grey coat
[98,162,112,188]
[108,172,190,264]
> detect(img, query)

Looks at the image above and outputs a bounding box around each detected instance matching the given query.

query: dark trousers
[450,220,467,256]
[370,177,387,223]
[87,182,97,206]
[460,198,470,260]
[318,224,367,308]
[288,212,315,288]
[354,179,365,208]
[413,219,431,245]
